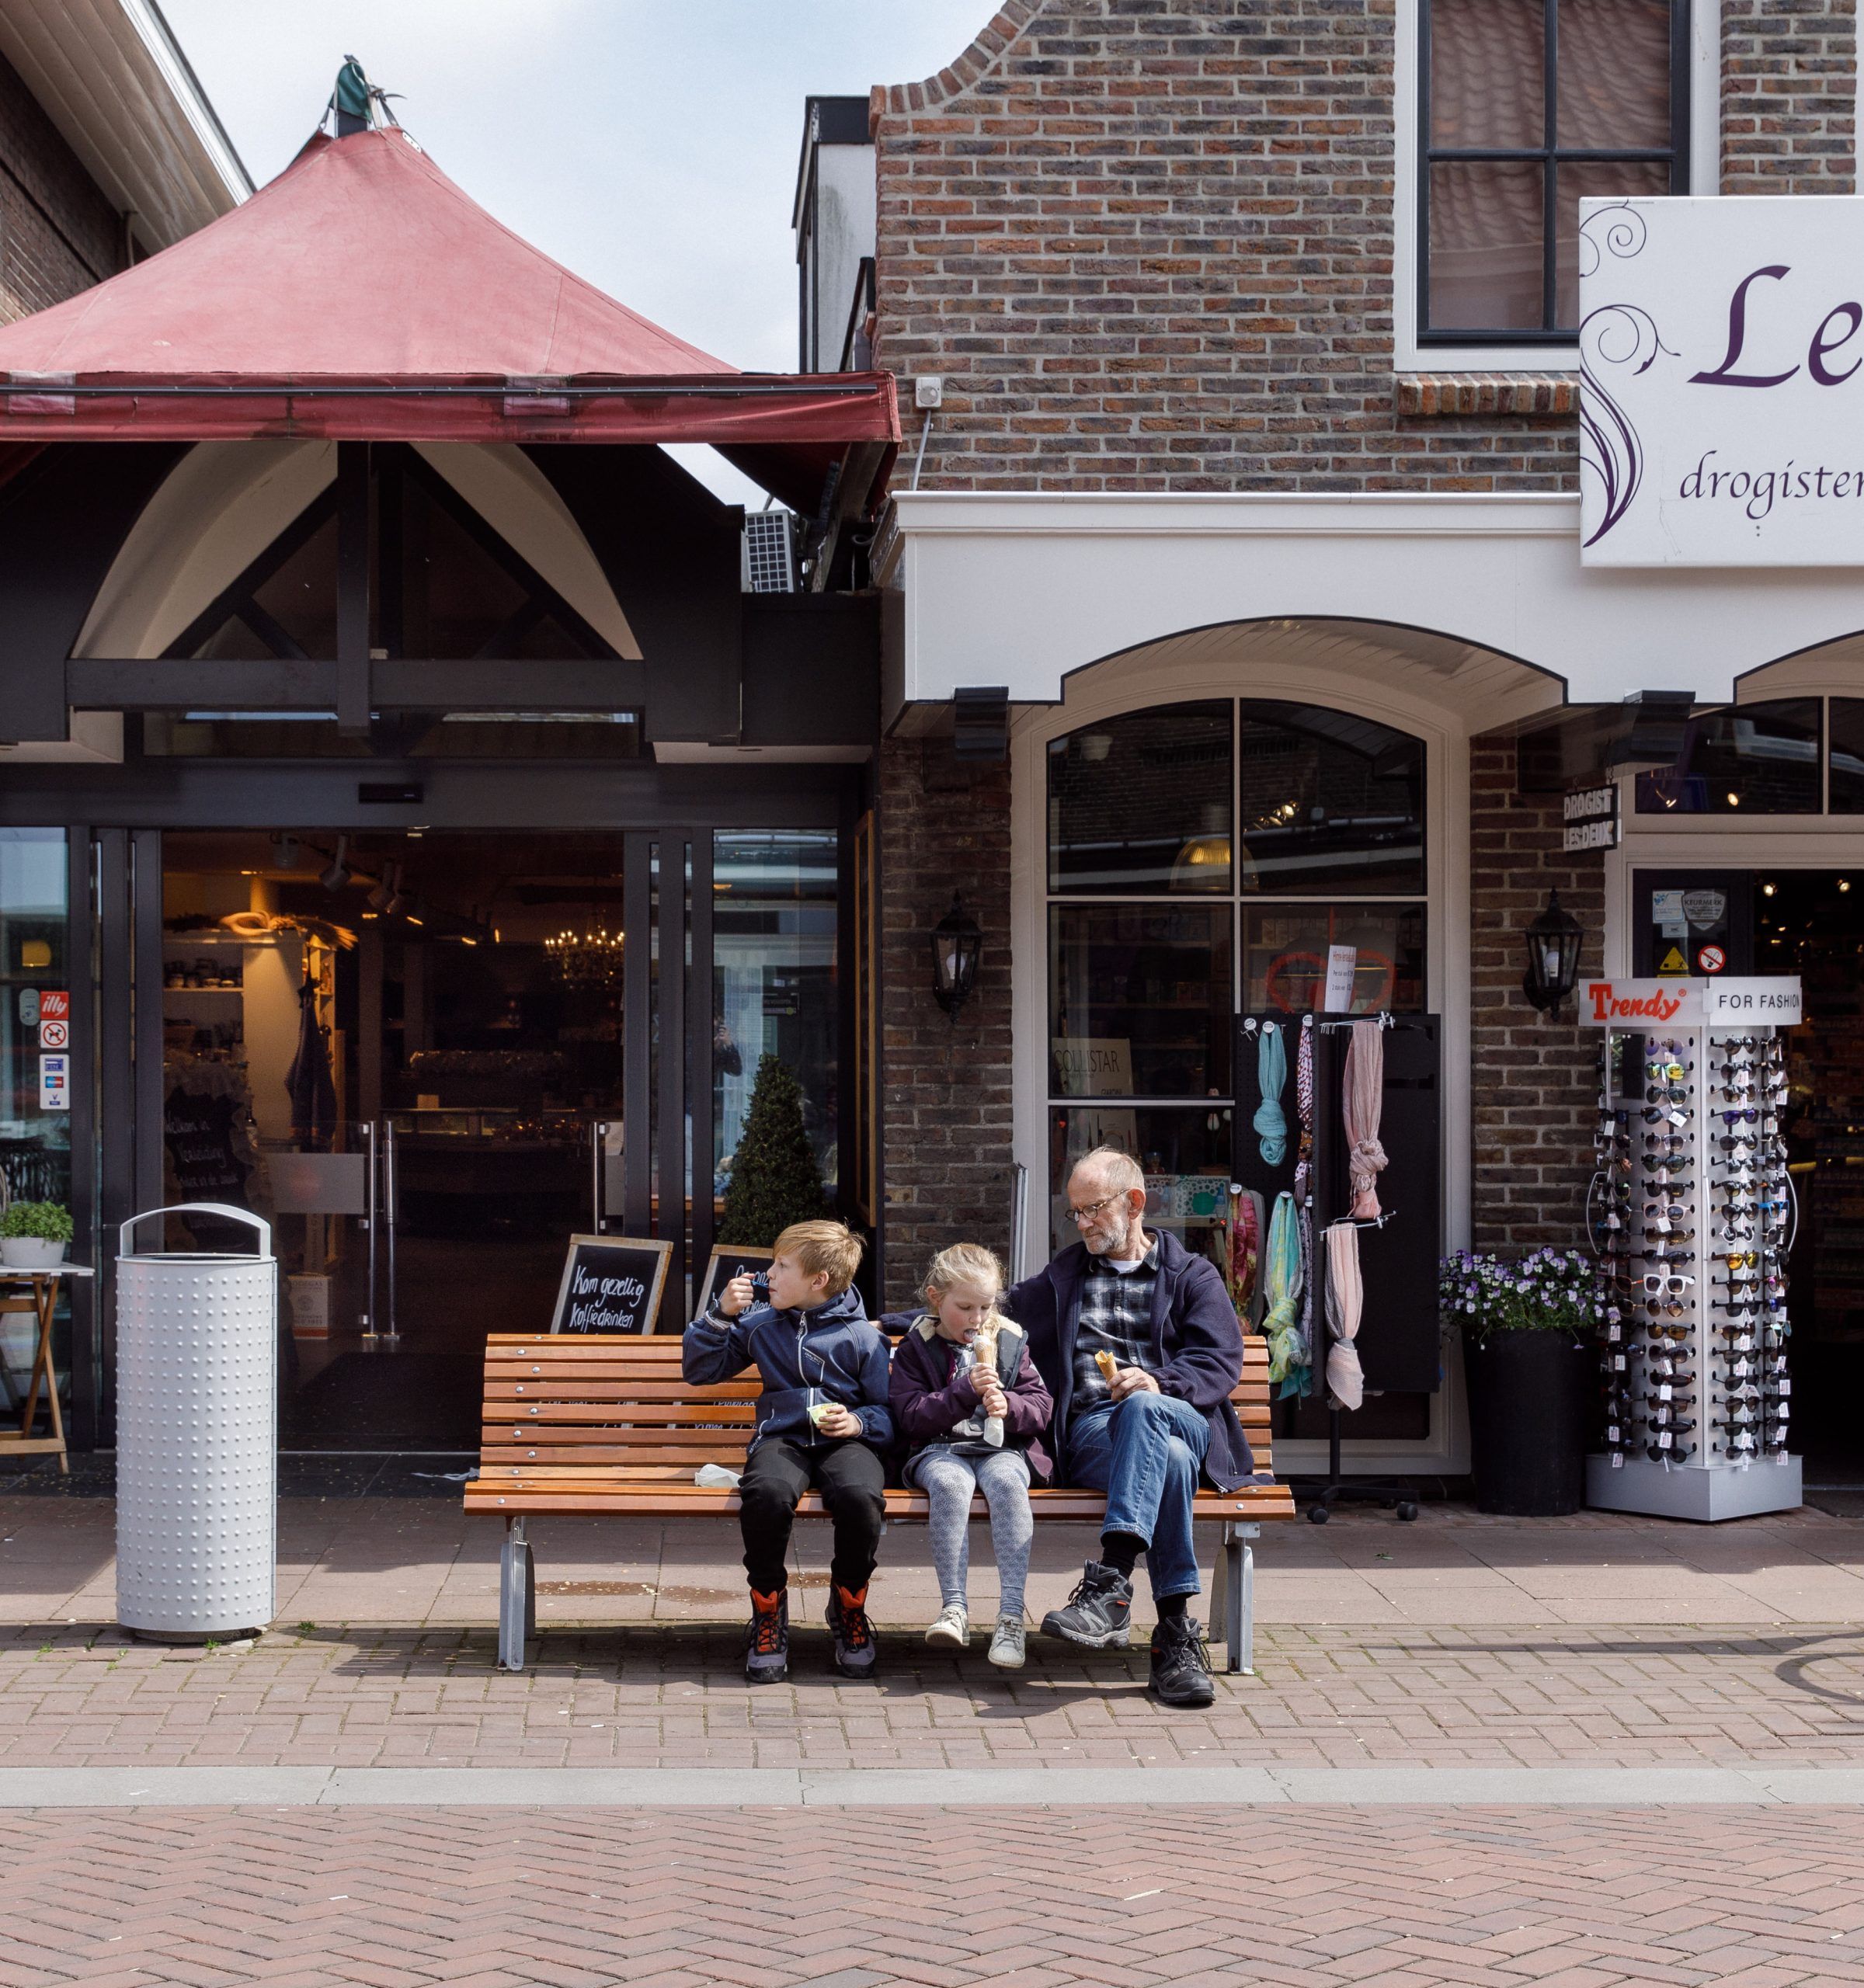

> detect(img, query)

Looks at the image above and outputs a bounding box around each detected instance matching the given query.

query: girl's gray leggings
[910,1448,1034,1618]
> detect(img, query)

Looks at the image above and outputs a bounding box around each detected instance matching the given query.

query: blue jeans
[1065,1391,1210,1601]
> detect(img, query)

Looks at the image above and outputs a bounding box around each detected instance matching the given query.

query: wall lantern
[930,893,982,1020]
[1521,888,1584,1019]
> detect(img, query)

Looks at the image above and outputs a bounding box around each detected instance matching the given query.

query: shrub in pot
[1441,1247,1601,1516]
[0,1200,74,1269]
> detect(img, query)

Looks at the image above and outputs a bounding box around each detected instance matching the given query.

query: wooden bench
[465,1332,1295,1675]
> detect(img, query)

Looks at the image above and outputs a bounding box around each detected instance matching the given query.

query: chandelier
[544,925,624,985]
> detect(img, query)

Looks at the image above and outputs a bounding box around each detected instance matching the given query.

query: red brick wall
[1468,738,1607,1253]
[0,47,126,323]
[871,0,1584,493]
[1723,0,1857,194]
[877,738,1015,1310]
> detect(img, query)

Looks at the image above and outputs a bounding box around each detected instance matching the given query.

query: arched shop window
[1045,699,1427,1259]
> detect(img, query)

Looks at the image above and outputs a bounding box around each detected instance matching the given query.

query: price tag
[1657,1384,1673,1401]
[1607,1424,1621,1444]
[1612,1353,1626,1371]
[1654,1213,1671,1233]
[1777,1378,1792,1396]
[1658,1431,1673,1449]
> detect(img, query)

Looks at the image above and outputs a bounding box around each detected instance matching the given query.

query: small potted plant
[1441,1247,1602,1516]
[0,1200,74,1270]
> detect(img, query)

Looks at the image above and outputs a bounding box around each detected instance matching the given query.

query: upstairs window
[1421,0,1690,343]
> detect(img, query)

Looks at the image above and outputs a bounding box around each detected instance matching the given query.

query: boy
[684,1219,891,1684]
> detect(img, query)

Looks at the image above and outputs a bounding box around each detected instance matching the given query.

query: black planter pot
[1462,1326,1592,1516]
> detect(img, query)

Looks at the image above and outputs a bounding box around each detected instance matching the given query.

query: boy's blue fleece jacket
[681,1286,894,1452]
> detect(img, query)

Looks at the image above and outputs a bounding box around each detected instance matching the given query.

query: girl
[889,1242,1053,1669]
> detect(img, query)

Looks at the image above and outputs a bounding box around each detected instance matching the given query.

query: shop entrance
[1633,867,1864,1484]
[155,825,844,1455]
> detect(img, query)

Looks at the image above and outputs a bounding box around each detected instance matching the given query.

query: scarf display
[1343,1018,1389,1220]
[1292,1016,1317,1393]
[1252,1021,1288,1166]
[1324,1220,1365,1411]
[1261,1190,1307,1396]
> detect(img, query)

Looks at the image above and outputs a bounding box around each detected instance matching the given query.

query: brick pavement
[2,1618,1864,1775]
[6,1803,1864,1986]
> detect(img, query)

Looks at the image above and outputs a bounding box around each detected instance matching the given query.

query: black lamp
[930,893,982,1020]
[1521,888,1584,1018]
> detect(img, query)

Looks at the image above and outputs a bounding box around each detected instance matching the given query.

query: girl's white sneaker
[924,1603,969,1648]
[988,1617,1026,1669]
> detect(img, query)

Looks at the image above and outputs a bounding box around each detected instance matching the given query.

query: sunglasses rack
[1587,995,1802,1521]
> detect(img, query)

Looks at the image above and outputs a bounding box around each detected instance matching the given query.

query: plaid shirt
[1071,1242,1159,1407]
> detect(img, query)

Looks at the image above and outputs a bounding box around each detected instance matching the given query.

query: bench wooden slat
[464,1482,1296,1521]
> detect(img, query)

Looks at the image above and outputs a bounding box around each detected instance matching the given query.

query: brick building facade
[860,2,1864,1485]
[0,49,128,322]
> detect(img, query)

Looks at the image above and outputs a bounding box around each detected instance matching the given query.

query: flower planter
[0,1237,68,1270]
[1462,1325,1593,1516]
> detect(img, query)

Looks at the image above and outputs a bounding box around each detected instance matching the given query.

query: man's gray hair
[1071,1145,1145,1197]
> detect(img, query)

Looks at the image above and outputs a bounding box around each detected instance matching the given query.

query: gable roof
[0,125,897,511]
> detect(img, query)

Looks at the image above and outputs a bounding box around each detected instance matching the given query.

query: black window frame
[1418,0,1692,346]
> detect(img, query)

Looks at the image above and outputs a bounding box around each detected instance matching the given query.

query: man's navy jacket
[1000,1227,1256,1492]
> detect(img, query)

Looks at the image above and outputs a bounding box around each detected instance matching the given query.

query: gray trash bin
[115,1204,276,1640]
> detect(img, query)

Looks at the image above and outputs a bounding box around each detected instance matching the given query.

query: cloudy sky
[158,2,994,500]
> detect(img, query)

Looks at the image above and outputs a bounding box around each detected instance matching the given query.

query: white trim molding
[889,491,1864,717]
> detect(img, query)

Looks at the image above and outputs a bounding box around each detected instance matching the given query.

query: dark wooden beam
[336,440,370,735]
[65,657,648,713]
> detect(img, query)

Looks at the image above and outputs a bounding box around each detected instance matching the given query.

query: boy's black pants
[739,1437,886,1597]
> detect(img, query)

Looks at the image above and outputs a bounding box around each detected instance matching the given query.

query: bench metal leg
[1219,1521,1256,1676]
[499,1517,534,1672]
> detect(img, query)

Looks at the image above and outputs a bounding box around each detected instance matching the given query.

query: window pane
[1048,702,1232,895]
[1048,1105,1233,1269]
[1634,700,1823,815]
[1048,905,1232,1100]
[712,831,840,1201]
[1237,704,1425,895]
[1429,161,1546,330]
[1430,0,1546,147]
[1557,0,1671,150]
[1554,158,1671,327]
[1831,700,1864,812]
[1243,905,1428,1016]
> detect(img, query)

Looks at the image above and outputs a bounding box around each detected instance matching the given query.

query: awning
[0,126,898,513]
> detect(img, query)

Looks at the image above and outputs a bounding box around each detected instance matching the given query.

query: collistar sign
[1579,197,1864,566]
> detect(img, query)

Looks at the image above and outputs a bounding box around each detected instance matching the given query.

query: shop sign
[1580,978,1701,1027]
[1322,944,1358,1012]
[1702,976,1803,1025]
[1579,975,1802,1025]
[1579,197,1864,566]
[1563,786,1619,851]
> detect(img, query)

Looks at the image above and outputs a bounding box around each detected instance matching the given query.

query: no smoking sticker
[1698,944,1727,974]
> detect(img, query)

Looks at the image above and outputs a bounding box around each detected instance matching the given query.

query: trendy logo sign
[1579,198,1864,565]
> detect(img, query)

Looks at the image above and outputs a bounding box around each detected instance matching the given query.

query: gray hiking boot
[743,1587,789,1684]
[1149,1613,1216,1708]
[827,1583,878,1679]
[1040,1561,1134,1649]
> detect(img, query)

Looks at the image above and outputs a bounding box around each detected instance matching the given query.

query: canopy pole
[336,440,370,735]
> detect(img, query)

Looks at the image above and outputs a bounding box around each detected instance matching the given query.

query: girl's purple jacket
[888,1317,1055,1485]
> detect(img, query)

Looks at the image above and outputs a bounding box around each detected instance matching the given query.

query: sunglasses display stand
[1583,975,1803,1523]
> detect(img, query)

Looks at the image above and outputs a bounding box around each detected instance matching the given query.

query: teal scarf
[1253,1023,1288,1167]
[1261,1189,1307,1398]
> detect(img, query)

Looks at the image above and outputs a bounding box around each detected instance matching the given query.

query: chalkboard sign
[549,1233,673,1336]
[694,1243,775,1318]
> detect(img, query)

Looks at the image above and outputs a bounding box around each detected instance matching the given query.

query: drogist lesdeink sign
[1579,197,1864,566]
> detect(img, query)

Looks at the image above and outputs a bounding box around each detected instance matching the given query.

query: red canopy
[0,127,896,511]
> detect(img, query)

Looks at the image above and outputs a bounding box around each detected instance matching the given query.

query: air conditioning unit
[742,509,798,593]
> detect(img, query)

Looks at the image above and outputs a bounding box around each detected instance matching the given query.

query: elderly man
[1000,1146,1250,1708]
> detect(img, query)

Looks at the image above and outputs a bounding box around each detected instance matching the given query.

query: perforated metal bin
[115,1204,276,1639]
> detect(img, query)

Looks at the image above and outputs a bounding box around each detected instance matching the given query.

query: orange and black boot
[744,1587,788,1684]
[826,1583,878,1679]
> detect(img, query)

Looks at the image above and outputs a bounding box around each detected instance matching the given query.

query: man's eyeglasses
[1068,1193,1124,1227]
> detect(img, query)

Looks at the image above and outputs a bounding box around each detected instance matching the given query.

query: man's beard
[1083,1206,1139,1257]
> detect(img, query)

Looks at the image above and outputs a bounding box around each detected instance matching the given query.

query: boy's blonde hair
[924,1241,1005,1299]
[773,1218,865,1297]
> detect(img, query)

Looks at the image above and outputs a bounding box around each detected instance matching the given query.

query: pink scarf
[1343,1019,1388,1220]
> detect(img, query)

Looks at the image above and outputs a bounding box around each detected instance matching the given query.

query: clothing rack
[1291,1012,1421,1526]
